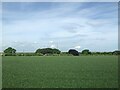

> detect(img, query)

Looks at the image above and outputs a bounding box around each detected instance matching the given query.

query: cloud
[49,41,53,43]
[74,46,81,49]
[50,45,56,48]
[2,2,118,52]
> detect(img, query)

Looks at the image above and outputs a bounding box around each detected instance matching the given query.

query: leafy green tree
[52,48,61,54]
[35,48,61,55]
[112,50,120,55]
[4,47,16,56]
[68,49,79,56]
[81,49,91,55]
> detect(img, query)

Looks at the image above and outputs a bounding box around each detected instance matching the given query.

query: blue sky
[2,2,118,52]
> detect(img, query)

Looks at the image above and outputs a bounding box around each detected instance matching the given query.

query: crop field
[2,56,118,88]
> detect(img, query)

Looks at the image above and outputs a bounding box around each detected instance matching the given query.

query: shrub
[68,49,79,56]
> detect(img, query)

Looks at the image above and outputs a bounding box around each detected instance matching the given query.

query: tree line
[1,47,120,56]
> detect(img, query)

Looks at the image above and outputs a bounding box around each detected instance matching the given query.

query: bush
[112,50,120,55]
[4,47,16,56]
[81,49,91,55]
[5,53,16,56]
[35,48,61,55]
[68,49,79,56]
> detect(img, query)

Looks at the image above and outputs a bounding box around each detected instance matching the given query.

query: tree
[52,48,61,54]
[81,49,91,55]
[4,47,16,56]
[35,48,61,55]
[68,49,79,56]
[112,50,120,55]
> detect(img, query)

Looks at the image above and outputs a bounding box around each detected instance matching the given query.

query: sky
[1,2,118,52]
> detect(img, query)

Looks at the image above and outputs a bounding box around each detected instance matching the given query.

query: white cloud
[74,46,81,49]
[2,2,118,52]
[49,41,53,43]
[50,45,56,48]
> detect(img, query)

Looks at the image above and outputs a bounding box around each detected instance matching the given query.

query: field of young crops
[2,56,118,88]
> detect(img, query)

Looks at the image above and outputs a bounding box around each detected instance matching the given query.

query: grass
[2,56,118,88]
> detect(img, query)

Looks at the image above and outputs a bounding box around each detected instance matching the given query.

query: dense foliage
[35,48,61,55]
[81,49,91,55]
[68,49,79,56]
[2,47,120,56]
[112,50,120,55]
[4,47,16,56]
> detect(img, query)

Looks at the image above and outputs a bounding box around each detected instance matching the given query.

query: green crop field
[2,56,118,88]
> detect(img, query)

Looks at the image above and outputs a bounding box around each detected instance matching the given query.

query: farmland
[2,56,118,88]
